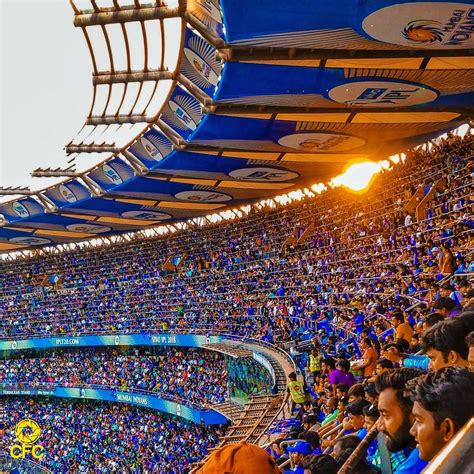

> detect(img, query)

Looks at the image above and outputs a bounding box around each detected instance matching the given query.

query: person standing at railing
[307,346,322,387]
[287,372,307,414]
[351,338,378,378]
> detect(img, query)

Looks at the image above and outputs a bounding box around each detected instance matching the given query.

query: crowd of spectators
[1,347,227,405]
[0,397,223,473]
[0,130,473,472]
[0,132,472,343]
[274,309,474,473]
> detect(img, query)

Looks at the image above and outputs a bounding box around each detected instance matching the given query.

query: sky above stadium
[0,0,90,191]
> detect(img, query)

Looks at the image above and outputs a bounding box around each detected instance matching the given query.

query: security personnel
[287,372,306,412]
[308,347,322,384]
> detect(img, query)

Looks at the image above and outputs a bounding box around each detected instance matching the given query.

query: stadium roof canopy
[0,0,473,251]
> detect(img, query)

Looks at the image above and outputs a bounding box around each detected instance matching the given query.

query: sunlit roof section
[67,2,185,155]
[1,0,472,251]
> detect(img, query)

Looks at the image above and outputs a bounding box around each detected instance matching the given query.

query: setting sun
[329,161,391,192]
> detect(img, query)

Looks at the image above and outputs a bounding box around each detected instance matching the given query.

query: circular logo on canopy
[229,167,299,182]
[10,237,52,246]
[174,191,232,202]
[102,164,123,185]
[278,132,365,152]
[12,201,30,218]
[184,48,219,86]
[66,224,112,234]
[11,341,17,350]
[362,3,474,49]
[59,184,78,203]
[169,101,198,131]
[121,210,172,221]
[140,137,163,161]
[328,80,439,107]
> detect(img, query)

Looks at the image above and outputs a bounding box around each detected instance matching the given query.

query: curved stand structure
[0,0,472,252]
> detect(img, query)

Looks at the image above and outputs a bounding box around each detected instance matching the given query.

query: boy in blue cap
[284,441,312,473]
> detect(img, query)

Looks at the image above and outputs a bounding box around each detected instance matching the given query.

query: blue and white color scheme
[0,0,471,250]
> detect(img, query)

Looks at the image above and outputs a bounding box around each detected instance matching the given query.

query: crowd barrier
[0,383,227,426]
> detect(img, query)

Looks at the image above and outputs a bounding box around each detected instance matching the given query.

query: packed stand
[262,304,474,473]
[0,131,473,473]
[1,346,227,405]
[0,133,471,343]
[0,397,223,473]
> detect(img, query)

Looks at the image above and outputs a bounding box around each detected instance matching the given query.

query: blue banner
[220,0,474,50]
[0,385,227,425]
[216,63,474,110]
[1,333,225,352]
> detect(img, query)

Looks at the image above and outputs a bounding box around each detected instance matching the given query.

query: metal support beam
[184,12,225,49]
[156,119,186,148]
[217,47,474,62]
[121,150,148,176]
[205,104,472,116]
[80,176,104,197]
[73,6,182,27]
[36,194,58,213]
[31,168,79,178]
[85,115,156,126]
[93,69,174,85]
[178,73,213,106]
[0,187,34,196]
[65,144,121,154]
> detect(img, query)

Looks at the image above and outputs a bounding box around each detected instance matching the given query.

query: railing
[0,453,51,474]
[422,417,474,473]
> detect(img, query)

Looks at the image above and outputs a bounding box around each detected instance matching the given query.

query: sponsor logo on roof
[363,3,474,49]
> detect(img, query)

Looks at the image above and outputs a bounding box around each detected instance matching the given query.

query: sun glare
[329,161,390,192]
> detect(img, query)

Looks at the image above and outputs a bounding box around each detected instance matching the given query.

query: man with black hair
[375,368,427,473]
[466,330,474,369]
[301,414,320,435]
[439,283,463,306]
[301,453,339,474]
[300,431,322,455]
[347,383,365,403]
[375,358,393,374]
[433,296,461,318]
[307,347,322,385]
[334,359,355,387]
[345,399,371,438]
[332,434,361,459]
[408,367,474,462]
[352,337,378,377]
[287,372,306,412]
[391,312,413,344]
[420,313,444,333]
[421,313,473,370]
[335,383,349,399]
[363,383,377,406]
